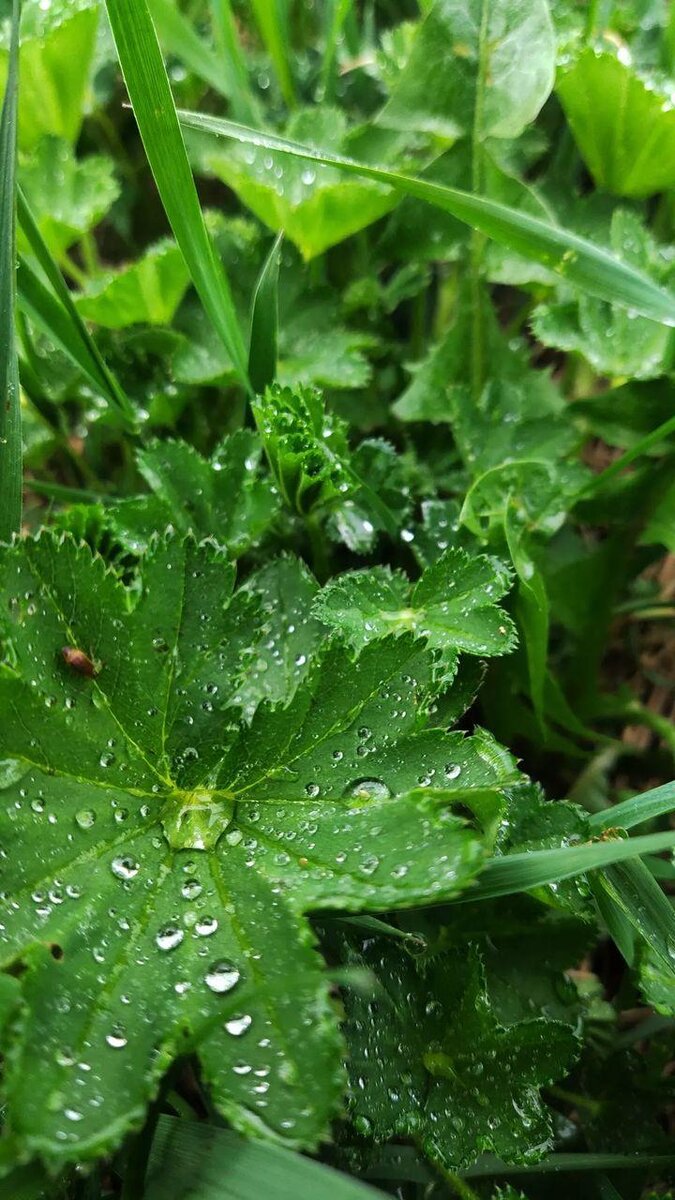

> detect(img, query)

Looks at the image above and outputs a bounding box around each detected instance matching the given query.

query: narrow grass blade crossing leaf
[147,0,232,99]
[461,830,675,902]
[17,189,136,431]
[103,0,249,388]
[0,0,21,542]
[249,232,283,394]
[177,114,675,325]
[592,858,675,976]
[589,778,675,831]
[209,0,260,125]
[146,1116,386,1199]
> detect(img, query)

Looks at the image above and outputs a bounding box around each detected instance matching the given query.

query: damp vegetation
[1,2,675,1198]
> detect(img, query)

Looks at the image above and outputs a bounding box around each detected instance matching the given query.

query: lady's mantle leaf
[313,549,517,678]
[0,533,520,1163]
[105,431,280,557]
[343,941,578,1170]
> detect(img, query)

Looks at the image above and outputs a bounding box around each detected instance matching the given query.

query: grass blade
[177,113,675,325]
[0,0,21,542]
[209,0,260,125]
[147,0,231,99]
[250,0,297,109]
[320,0,352,103]
[589,778,675,831]
[248,231,282,394]
[146,1115,386,1199]
[17,189,136,431]
[592,858,675,975]
[103,0,249,389]
[460,830,675,902]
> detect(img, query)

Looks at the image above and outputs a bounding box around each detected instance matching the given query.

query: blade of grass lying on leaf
[177,113,675,325]
[145,1115,386,1199]
[248,231,283,394]
[147,0,232,99]
[0,0,21,543]
[460,830,675,902]
[250,0,297,109]
[17,190,136,432]
[589,777,675,831]
[104,0,250,389]
[592,858,675,975]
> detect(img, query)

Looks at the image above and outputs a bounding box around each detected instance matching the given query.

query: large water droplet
[156,926,184,952]
[205,961,241,994]
[111,856,139,880]
[225,1014,252,1037]
[346,778,391,801]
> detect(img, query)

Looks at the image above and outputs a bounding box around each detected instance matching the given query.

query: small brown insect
[61,646,101,678]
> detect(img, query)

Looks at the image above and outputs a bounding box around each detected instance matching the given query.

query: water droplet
[444,763,462,781]
[195,916,218,936]
[304,782,320,798]
[181,878,202,900]
[105,1028,127,1049]
[156,927,184,952]
[347,778,391,801]
[205,961,241,994]
[111,856,139,881]
[225,1014,252,1037]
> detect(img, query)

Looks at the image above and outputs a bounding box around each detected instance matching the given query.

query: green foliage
[2,0,675,1195]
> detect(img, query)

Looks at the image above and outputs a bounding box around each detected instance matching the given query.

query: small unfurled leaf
[18,138,119,259]
[381,0,555,141]
[314,549,517,675]
[557,48,675,198]
[253,384,407,547]
[105,431,280,556]
[75,240,190,329]
[0,531,522,1162]
[343,940,578,1170]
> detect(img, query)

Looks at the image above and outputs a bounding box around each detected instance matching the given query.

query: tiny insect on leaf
[61,646,100,677]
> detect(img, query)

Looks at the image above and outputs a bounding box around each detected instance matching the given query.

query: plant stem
[578,411,675,497]
[469,0,489,402]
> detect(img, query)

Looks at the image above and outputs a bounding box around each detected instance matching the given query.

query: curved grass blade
[589,777,675,831]
[592,857,675,975]
[0,0,21,542]
[146,1115,386,1199]
[103,0,250,389]
[209,0,260,125]
[249,231,282,394]
[148,0,231,98]
[177,113,675,325]
[17,190,136,432]
[250,0,297,109]
[461,829,675,902]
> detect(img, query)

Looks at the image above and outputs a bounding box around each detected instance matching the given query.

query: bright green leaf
[18,137,119,260]
[75,240,190,330]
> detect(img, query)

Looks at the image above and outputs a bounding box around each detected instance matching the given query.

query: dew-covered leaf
[18,137,119,259]
[314,549,517,670]
[104,431,280,557]
[75,240,190,330]
[532,210,675,379]
[253,385,407,547]
[198,108,398,261]
[0,0,99,150]
[0,532,522,1163]
[557,48,675,198]
[381,0,555,141]
[342,940,578,1171]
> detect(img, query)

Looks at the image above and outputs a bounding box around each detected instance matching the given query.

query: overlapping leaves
[0,532,524,1164]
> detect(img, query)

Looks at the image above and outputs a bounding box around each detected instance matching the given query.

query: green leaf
[146,1114,387,1200]
[589,778,675,831]
[532,210,675,379]
[105,431,280,556]
[0,532,519,1161]
[199,108,398,260]
[0,0,98,150]
[381,0,555,141]
[75,240,190,330]
[642,476,675,553]
[252,383,406,547]
[343,941,578,1170]
[0,0,21,543]
[591,858,675,980]
[557,48,675,197]
[18,137,119,260]
[177,110,675,324]
[102,0,249,387]
[314,550,517,674]
[209,0,260,126]
[249,231,282,395]
[147,0,232,99]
